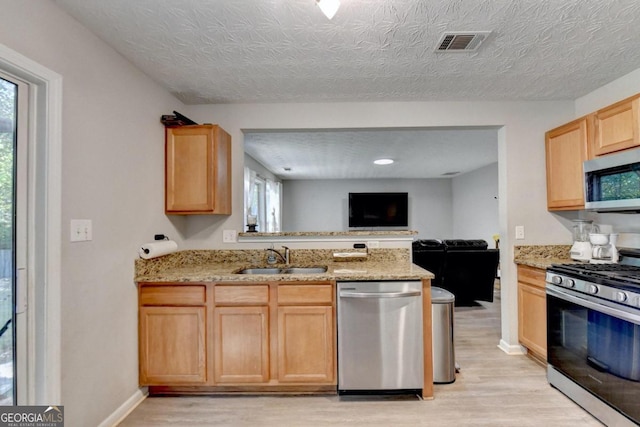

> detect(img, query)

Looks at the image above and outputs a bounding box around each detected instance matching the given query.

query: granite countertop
[135,249,434,283]
[237,230,418,238]
[136,261,433,283]
[513,245,573,269]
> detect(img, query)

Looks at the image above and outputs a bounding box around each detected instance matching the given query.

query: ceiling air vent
[435,31,491,52]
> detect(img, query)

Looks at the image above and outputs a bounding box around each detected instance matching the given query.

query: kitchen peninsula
[135,247,435,399]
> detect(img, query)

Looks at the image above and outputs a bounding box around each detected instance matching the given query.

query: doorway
[0,42,62,405]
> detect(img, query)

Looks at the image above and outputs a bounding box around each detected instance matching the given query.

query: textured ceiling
[244,127,498,179]
[54,0,640,104]
[52,0,640,179]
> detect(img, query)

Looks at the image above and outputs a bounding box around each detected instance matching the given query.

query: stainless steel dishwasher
[337,281,423,394]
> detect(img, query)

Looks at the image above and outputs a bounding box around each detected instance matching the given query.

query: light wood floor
[119,293,602,426]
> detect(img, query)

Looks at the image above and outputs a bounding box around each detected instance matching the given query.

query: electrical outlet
[223,229,237,243]
[367,240,380,249]
[515,225,525,240]
[70,219,92,242]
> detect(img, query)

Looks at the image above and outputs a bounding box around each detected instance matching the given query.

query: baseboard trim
[99,387,148,427]
[497,339,527,355]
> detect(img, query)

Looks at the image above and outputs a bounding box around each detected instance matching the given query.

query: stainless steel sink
[235,266,327,275]
[236,268,282,274]
[282,267,327,274]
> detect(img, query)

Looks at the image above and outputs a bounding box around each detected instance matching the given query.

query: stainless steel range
[546,248,640,427]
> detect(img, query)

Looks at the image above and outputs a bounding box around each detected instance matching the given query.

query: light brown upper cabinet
[545,116,593,210]
[593,95,640,157]
[165,125,231,214]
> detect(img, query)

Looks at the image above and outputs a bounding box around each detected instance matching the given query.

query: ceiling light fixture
[316,0,340,19]
[374,159,394,165]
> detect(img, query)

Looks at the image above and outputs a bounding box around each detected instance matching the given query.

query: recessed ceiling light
[316,0,340,19]
[374,159,394,165]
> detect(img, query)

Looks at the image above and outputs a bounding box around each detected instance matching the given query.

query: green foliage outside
[601,171,640,201]
[0,78,13,384]
[0,80,14,251]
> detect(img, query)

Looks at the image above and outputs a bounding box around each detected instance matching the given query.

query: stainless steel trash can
[431,286,456,384]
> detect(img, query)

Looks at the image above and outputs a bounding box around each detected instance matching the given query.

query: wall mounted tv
[348,192,409,228]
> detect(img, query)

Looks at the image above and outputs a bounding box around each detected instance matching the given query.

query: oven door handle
[547,286,640,326]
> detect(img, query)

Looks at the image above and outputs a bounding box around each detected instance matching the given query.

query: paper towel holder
[142,235,169,254]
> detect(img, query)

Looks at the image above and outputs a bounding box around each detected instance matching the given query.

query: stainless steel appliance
[546,248,640,426]
[337,281,423,394]
[584,148,640,212]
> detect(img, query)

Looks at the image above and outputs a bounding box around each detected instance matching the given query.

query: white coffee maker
[570,220,599,262]
[590,233,619,264]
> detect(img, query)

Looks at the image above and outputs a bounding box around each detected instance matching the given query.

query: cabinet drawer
[215,285,269,305]
[140,285,206,306]
[517,266,546,289]
[278,284,334,305]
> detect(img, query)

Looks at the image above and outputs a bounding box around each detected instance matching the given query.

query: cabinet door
[214,306,270,383]
[594,96,640,156]
[165,125,231,214]
[518,282,547,361]
[545,117,591,210]
[277,306,335,383]
[139,306,206,385]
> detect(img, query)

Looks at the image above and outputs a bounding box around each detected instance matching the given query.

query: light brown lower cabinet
[139,305,207,385]
[277,301,334,383]
[214,306,270,383]
[517,265,547,361]
[139,281,336,390]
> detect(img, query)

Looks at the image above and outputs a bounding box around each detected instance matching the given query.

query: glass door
[0,73,26,405]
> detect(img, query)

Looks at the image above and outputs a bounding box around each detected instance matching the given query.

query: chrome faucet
[266,245,290,265]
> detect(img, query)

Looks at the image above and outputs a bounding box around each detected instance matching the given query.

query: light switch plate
[70,219,92,242]
[223,229,237,243]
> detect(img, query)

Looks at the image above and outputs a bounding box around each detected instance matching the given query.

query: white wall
[244,154,280,182]
[282,178,453,237]
[0,2,185,426]
[575,68,640,117]
[452,163,499,246]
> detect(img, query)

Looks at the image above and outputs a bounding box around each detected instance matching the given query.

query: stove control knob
[566,279,576,288]
[616,292,628,303]
[551,276,563,285]
[587,284,599,294]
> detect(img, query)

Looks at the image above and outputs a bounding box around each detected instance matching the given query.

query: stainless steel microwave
[584,148,640,212]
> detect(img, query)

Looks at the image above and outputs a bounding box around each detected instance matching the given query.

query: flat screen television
[348,192,409,228]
